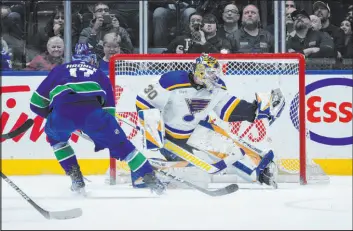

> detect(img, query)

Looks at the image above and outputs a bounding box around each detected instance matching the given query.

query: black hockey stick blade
[1,119,34,139]
[157,169,239,197]
[1,172,82,220]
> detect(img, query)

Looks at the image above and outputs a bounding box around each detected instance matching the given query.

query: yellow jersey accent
[166,83,192,91]
[223,98,241,121]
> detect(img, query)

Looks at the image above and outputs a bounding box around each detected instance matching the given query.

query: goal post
[108,53,328,185]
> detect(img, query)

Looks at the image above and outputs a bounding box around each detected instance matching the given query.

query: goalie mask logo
[183,98,210,122]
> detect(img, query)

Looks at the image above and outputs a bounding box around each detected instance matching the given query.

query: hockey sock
[53,142,79,174]
[125,149,153,178]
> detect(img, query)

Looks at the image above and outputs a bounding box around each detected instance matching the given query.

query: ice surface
[1,175,352,230]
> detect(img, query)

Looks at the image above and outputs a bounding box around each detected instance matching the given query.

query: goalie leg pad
[231,150,275,184]
[149,158,209,189]
[231,154,259,183]
[159,134,190,161]
[188,120,277,184]
[186,120,244,161]
[256,150,274,177]
[138,109,165,150]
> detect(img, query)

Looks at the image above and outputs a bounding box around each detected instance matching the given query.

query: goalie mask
[193,53,222,91]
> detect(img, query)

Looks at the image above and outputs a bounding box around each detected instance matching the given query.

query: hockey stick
[115,113,226,174]
[1,172,82,220]
[73,131,239,197]
[156,169,238,197]
[1,119,34,139]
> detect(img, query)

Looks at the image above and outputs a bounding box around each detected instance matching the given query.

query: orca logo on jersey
[183,98,210,122]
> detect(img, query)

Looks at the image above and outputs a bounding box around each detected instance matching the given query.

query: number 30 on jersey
[144,84,158,100]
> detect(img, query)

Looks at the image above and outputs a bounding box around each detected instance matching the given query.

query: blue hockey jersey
[30,61,115,118]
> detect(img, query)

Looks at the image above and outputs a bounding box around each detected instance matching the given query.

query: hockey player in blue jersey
[135,53,285,187]
[29,44,166,195]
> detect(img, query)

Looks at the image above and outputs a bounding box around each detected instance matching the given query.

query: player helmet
[72,43,97,66]
[193,53,221,91]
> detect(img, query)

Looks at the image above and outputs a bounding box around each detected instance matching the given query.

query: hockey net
[108,53,329,185]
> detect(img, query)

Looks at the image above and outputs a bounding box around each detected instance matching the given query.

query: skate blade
[270,180,278,189]
[71,187,88,197]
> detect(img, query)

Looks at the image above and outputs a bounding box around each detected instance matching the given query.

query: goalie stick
[73,131,239,197]
[1,172,82,220]
[1,119,34,139]
[156,169,238,197]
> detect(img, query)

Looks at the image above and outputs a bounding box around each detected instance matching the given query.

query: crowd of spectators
[1,0,352,71]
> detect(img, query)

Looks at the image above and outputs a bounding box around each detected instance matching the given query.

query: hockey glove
[255,88,285,126]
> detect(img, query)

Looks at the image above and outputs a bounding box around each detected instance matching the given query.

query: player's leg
[45,107,85,193]
[83,109,166,194]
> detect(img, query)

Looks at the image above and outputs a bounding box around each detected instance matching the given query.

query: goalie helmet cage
[108,53,328,185]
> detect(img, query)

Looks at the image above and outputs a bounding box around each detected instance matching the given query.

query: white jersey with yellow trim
[136,70,241,139]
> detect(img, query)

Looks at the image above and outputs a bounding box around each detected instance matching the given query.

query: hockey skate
[142,172,166,195]
[258,166,277,189]
[67,165,86,195]
[257,150,278,189]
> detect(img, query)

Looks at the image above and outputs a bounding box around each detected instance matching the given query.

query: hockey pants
[45,99,135,160]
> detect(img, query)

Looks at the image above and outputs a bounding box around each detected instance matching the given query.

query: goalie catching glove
[255,88,285,125]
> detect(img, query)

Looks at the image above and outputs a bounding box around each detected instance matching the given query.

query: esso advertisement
[306,77,352,145]
[290,75,352,158]
[1,76,107,159]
